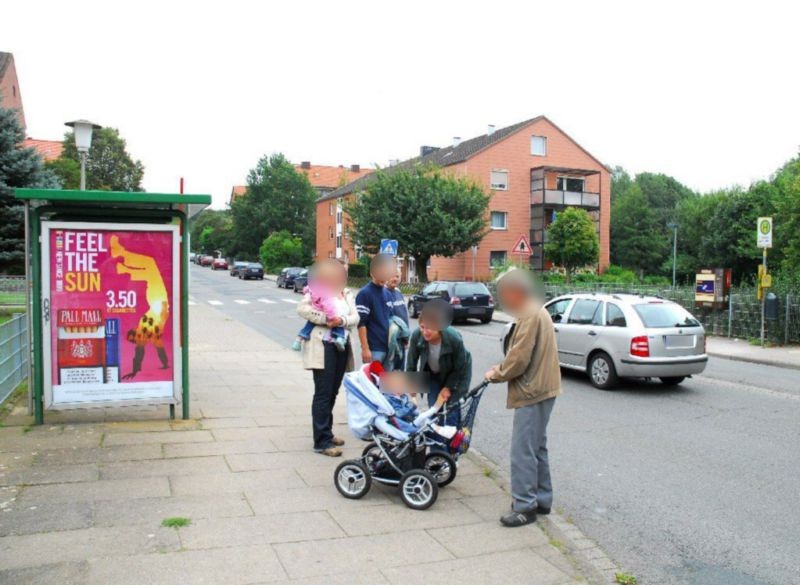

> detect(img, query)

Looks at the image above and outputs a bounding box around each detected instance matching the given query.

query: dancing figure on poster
[109,235,170,379]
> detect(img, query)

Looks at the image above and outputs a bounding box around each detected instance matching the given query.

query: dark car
[408,281,494,324]
[239,262,264,280]
[292,269,309,293]
[277,267,304,288]
[230,261,249,277]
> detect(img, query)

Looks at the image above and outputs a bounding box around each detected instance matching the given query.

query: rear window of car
[453,283,490,296]
[249,263,263,268]
[633,303,700,328]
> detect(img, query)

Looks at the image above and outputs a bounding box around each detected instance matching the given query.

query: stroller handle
[463,380,490,400]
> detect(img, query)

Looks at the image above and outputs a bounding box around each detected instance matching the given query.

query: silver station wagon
[505,293,708,389]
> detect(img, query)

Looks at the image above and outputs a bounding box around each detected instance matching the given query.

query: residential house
[317,116,610,281]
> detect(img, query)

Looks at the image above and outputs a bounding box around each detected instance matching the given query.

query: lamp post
[667,221,678,288]
[64,119,102,190]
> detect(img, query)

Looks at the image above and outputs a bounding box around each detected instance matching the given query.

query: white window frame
[556,175,585,192]
[490,169,509,191]
[531,135,547,156]
[490,211,508,230]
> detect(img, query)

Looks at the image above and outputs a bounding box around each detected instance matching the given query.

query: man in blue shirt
[385,269,410,370]
[356,254,395,365]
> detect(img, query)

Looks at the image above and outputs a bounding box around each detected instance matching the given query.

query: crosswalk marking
[208,300,223,306]
[281,298,299,304]
[234,299,250,305]
[258,298,277,304]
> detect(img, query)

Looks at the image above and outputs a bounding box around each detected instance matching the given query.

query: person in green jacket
[405,299,472,423]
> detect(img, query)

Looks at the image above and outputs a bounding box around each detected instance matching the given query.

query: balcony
[530,166,601,209]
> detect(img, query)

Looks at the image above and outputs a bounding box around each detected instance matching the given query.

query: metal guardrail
[0,313,28,404]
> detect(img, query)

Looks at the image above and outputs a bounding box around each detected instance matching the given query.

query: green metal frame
[17,189,209,424]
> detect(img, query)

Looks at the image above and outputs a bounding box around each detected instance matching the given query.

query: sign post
[14,188,210,424]
[757,217,773,347]
[511,234,532,266]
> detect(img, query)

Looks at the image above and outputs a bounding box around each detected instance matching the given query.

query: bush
[259,231,306,273]
[600,265,638,284]
[348,263,367,277]
[642,275,671,286]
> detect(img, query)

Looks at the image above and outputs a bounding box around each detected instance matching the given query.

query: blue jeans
[298,320,345,341]
[426,376,461,428]
[370,350,387,366]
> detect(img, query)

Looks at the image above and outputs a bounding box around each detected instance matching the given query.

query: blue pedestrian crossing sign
[380,239,398,256]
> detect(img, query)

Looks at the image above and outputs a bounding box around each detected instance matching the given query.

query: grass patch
[22,425,32,433]
[0,380,27,423]
[482,466,494,478]
[161,517,191,529]
[549,538,566,552]
[615,573,637,585]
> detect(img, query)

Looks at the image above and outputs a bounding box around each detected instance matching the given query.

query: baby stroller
[333,364,489,510]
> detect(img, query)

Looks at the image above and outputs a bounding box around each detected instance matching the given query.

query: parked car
[292,269,309,293]
[199,255,214,267]
[212,258,228,270]
[240,262,264,280]
[230,261,249,277]
[502,293,708,390]
[277,267,304,288]
[189,252,197,263]
[408,281,494,324]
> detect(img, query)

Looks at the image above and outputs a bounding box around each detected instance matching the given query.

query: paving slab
[0,525,180,570]
[163,438,278,458]
[0,462,99,486]
[33,444,164,466]
[273,530,453,580]
[100,455,229,479]
[179,510,344,549]
[0,561,88,585]
[328,499,483,537]
[169,468,305,496]
[103,429,214,446]
[199,417,259,429]
[263,572,391,585]
[246,484,391,515]
[92,493,253,527]
[382,548,573,585]
[0,500,93,536]
[428,519,549,558]
[17,477,170,504]
[87,544,287,585]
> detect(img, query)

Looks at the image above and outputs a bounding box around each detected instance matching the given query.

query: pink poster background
[49,229,175,386]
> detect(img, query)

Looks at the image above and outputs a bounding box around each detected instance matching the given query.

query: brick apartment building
[229,162,371,206]
[316,116,610,281]
[1,52,64,162]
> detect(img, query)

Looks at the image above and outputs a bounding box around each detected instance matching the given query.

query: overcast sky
[4,1,799,207]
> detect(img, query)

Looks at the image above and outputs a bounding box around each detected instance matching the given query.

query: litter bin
[765,292,779,321]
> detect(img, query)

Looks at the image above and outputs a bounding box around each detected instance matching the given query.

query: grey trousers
[510,397,556,513]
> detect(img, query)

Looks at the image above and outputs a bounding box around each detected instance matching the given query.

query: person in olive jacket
[405,299,472,421]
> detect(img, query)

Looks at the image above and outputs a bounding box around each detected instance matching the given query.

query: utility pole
[667,222,678,288]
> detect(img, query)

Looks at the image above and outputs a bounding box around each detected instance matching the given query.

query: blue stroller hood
[343,365,395,439]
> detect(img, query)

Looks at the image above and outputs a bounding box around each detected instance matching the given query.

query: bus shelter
[14,188,210,424]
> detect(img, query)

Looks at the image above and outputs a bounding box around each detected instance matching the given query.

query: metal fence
[0,313,28,404]
[349,276,800,345]
[0,275,26,307]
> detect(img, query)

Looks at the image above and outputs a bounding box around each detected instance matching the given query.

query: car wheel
[588,351,619,390]
[480,315,492,324]
[259,276,264,280]
[408,301,418,319]
[660,376,685,386]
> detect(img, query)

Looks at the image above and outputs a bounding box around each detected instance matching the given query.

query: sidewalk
[492,310,800,370]
[0,302,596,585]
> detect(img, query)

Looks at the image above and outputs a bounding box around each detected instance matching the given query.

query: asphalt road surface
[189,265,800,585]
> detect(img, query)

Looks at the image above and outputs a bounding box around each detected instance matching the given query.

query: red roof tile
[22,138,63,162]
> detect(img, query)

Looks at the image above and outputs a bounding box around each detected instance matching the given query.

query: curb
[706,350,800,371]
[464,446,624,585]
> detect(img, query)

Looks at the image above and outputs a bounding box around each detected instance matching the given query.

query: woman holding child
[297,260,360,457]
[405,299,472,424]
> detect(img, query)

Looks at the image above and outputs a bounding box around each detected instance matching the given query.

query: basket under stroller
[333,365,488,510]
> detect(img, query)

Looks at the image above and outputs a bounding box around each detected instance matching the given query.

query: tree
[259,230,307,273]
[344,164,490,282]
[544,207,600,283]
[610,185,666,280]
[0,106,61,274]
[230,154,316,259]
[48,127,144,191]
[189,209,233,255]
[773,155,800,276]
[610,165,634,205]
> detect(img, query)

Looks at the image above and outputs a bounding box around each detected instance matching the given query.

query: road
[188,265,800,585]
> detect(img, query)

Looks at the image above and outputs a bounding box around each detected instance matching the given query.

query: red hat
[367,361,385,385]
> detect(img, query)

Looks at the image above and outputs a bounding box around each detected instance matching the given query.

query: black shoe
[500,510,537,527]
[536,506,551,515]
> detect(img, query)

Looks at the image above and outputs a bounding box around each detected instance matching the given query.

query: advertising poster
[43,222,179,406]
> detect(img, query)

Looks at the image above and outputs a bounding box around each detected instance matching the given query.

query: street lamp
[667,221,678,288]
[64,119,102,191]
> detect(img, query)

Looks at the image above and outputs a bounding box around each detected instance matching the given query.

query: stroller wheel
[399,469,438,510]
[334,460,372,499]
[424,452,458,487]
[362,443,382,471]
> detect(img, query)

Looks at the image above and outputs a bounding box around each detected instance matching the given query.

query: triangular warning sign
[512,234,532,256]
